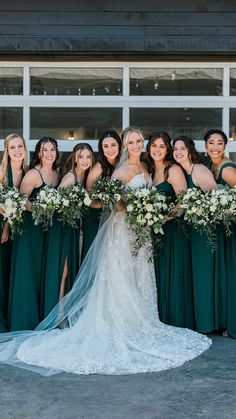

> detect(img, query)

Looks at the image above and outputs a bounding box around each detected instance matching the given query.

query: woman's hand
[1,223,9,243]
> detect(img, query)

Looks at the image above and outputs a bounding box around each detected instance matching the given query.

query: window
[0,63,235,157]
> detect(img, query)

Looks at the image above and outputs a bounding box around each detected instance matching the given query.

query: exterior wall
[0,1,235,57]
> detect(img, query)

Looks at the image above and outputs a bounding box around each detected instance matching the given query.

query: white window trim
[0,61,236,154]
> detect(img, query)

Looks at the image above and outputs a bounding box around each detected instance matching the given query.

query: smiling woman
[81,130,122,261]
[0,133,28,332]
[8,137,59,331]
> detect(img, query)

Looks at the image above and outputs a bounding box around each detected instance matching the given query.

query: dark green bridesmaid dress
[8,169,47,331]
[217,162,236,338]
[43,190,80,317]
[81,207,102,262]
[155,181,194,329]
[0,167,14,331]
[186,171,215,333]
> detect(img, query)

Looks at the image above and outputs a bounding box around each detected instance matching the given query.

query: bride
[0,127,211,376]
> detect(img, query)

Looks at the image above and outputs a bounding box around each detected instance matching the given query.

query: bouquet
[0,185,27,237]
[207,186,236,235]
[177,188,216,248]
[91,177,125,212]
[58,184,92,228]
[124,186,169,255]
[32,186,61,230]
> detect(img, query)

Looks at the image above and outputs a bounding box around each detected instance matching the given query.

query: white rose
[114,193,121,201]
[83,195,92,206]
[127,204,133,212]
[145,212,152,220]
[145,203,154,212]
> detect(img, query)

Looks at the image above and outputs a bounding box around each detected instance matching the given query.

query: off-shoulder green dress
[217,162,236,338]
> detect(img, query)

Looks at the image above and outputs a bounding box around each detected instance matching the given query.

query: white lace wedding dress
[0,174,211,375]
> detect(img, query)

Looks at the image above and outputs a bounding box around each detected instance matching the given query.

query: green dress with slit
[8,173,47,331]
[43,202,80,317]
[155,181,194,329]
[186,173,215,333]
[0,167,14,331]
[217,162,236,338]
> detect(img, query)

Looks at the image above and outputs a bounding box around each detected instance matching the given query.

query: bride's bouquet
[91,177,125,212]
[58,184,92,228]
[32,185,61,230]
[124,186,169,255]
[0,185,27,237]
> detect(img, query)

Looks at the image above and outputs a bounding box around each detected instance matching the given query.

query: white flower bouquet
[32,186,61,230]
[91,177,125,212]
[177,188,216,248]
[58,184,92,228]
[0,186,27,237]
[207,186,236,235]
[124,186,169,255]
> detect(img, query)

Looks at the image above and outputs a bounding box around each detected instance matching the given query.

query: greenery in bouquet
[58,184,92,228]
[91,177,125,212]
[177,187,216,249]
[32,185,61,230]
[0,186,27,237]
[206,186,236,236]
[124,186,170,256]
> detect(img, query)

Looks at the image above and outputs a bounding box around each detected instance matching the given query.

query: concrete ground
[0,335,235,419]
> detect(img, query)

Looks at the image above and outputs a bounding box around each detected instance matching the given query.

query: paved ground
[0,335,235,419]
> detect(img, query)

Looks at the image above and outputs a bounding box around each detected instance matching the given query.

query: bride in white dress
[0,127,211,376]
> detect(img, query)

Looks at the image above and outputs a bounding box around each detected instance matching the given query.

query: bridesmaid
[8,137,59,331]
[0,133,28,331]
[204,129,236,338]
[43,143,94,317]
[173,136,217,334]
[81,130,122,261]
[145,132,194,329]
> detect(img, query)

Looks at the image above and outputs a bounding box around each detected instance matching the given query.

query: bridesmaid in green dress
[0,133,28,331]
[204,129,236,338]
[8,137,59,331]
[145,131,194,329]
[43,143,94,317]
[173,136,217,334]
[81,130,122,261]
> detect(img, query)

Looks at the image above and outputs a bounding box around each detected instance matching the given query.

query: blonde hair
[1,133,28,186]
[122,126,144,149]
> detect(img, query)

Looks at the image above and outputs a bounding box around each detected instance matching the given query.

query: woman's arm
[20,170,41,211]
[194,164,218,192]
[222,166,236,187]
[168,164,187,195]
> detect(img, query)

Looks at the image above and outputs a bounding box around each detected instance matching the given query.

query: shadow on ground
[0,335,235,419]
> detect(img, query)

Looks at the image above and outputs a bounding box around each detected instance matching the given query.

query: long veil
[0,146,128,375]
[0,211,114,375]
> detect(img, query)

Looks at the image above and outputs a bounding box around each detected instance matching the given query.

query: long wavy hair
[172,135,202,164]
[98,130,122,177]
[30,137,60,170]
[145,131,174,181]
[61,143,95,187]
[1,133,28,186]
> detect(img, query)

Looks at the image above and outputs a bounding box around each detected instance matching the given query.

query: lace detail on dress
[15,173,211,375]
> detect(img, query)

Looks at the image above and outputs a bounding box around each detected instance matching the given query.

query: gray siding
[0,1,235,56]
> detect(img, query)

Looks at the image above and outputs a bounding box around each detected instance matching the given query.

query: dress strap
[190,164,195,176]
[33,168,45,184]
